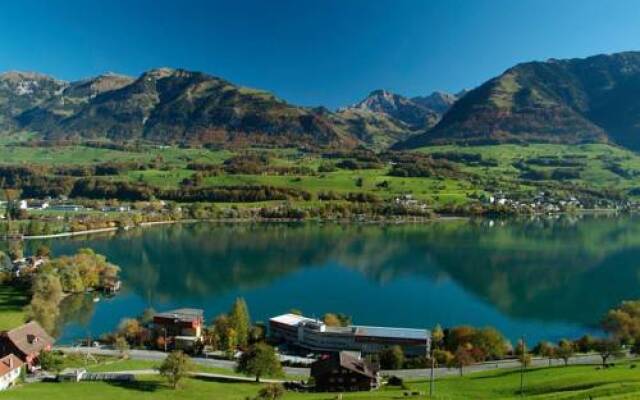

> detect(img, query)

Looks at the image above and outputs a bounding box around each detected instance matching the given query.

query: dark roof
[311,352,378,380]
[154,308,203,323]
[2,321,54,356]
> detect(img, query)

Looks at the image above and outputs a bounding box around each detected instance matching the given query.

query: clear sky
[1,0,639,109]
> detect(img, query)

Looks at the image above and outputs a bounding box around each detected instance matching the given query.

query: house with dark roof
[0,321,54,370]
[310,352,380,392]
[153,308,204,353]
[0,354,23,390]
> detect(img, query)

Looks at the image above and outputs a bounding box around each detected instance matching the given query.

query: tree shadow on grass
[191,375,258,384]
[105,379,164,392]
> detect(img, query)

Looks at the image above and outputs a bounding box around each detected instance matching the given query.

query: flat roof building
[269,314,429,356]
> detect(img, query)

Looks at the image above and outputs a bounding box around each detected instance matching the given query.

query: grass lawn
[3,362,640,399]
[0,285,28,331]
[3,142,640,210]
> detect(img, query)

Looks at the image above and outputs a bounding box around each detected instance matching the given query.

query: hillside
[398,51,640,150]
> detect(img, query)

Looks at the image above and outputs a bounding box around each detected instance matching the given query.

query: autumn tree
[35,245,51,258]
[450,346,474,376]
[471,327,507,360]
[602,300,640,344]
[555,339,575,366]
[114,336,130,359]
[432,324,444,350]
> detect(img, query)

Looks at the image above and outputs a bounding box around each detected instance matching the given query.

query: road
[56,346,310,378]
[56,346,625,381]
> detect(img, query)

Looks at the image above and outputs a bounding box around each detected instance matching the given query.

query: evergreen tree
[229,297,251,348]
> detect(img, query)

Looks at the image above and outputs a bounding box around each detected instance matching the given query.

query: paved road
[56,346,310,377]
[103,368,287,383]
[57,346,628,381]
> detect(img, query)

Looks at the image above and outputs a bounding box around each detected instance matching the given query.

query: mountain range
[3,51,640,151]
[0,69,454,149]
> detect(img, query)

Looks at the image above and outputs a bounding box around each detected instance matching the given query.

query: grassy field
[2,142,640,210]
[0,285,28,331]
[3,362,640,399]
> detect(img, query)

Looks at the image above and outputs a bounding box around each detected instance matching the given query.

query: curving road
[56,346,630,381]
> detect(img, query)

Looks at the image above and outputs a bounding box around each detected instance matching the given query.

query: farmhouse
[269,314,430,356]
[310,351,380,392]
[0,321,54,370]
[0,354,23,390]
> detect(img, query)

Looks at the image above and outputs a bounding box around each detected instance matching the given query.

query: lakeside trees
[22,248,120,334]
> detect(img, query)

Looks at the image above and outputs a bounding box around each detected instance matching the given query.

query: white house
[0,354,23,390]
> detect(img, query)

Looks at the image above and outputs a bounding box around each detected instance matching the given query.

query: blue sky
[1,0,639,109]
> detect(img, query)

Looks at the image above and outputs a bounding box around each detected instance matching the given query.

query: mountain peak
[346,89,458,129]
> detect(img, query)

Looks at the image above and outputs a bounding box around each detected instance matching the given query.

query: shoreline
[3,207,627,241]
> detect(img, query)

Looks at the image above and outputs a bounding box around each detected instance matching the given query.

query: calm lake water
[26,215,640,345]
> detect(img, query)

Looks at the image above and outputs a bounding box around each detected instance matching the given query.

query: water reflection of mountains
[41,215,640,327]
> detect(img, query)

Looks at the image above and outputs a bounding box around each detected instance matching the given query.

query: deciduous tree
[380,345,405,370]
[159,350,193,389]
[236,343,283,383]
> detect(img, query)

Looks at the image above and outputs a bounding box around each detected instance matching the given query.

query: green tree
[555,339,575,366]
[379,345,405,370]
[159,350,194,389]
[236,343,283,383]
[38,350,63,372]
[229,298,251,348]
[138,307,156,325]
[59,266,85,293]
[593,338,624,368]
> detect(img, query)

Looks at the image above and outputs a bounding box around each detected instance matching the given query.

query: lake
[26,214,640,345]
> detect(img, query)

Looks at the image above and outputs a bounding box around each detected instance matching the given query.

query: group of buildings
[0,309,428,393]
[146,309,426,392]
[0,321,54,390]
[269,313,430,392]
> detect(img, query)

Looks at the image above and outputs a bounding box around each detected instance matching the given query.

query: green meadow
[2,361,640,399]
